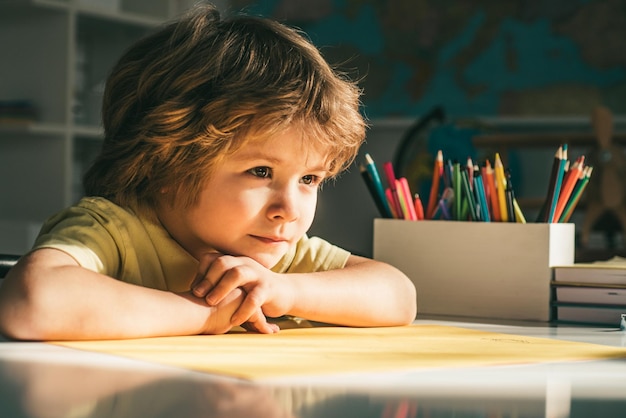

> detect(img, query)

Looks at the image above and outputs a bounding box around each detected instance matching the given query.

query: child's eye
[301,174,322,186]
[248,167,271,178]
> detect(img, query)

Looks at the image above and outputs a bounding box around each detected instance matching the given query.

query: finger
[191,252,224,297]
[205,262,254,306]
[242,321,279,334]
[241,310,279,334]
[229,287,267,326]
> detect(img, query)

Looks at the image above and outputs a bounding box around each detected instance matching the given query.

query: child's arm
[0,248,277,341]
[192,254,417,329]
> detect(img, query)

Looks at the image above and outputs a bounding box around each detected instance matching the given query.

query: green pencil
[559,166,593,223]
[453,162,461,221]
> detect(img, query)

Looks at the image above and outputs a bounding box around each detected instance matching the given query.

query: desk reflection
[0,355,560,418]
[1,358,304,418]
[3,324,626,418]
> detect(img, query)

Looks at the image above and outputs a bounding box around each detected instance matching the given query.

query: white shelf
[72,124,104,139]
[1,0,70,13]
[76,5,168,27]
[0,122,67,136]
[0,0,184,254]
[4,0,172,23]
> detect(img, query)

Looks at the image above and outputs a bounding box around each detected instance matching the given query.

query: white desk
[2,318,626,418]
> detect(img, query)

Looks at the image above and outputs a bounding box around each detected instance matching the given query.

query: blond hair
[84,2,366,212]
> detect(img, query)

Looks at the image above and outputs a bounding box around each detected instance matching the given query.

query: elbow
[400,282,418,325]
[382,267,418,326]
[377,278,417,327]
[393,275,417,326]
[0,318,40,342]
[0,310,42,342]
[0,304,50,342]
[0,278,52,341]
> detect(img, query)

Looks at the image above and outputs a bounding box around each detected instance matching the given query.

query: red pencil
[385,188,399,218]
[383,162,403,218]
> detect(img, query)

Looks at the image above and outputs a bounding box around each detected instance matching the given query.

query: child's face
[158,126,329,268]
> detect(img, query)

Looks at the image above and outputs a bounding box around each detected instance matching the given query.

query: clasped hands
[190,253,293,335]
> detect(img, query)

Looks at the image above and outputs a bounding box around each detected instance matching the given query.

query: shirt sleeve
[31,205,122,277]
[271,235,350,274]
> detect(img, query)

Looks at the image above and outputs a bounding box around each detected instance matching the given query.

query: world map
[230,0,626,119]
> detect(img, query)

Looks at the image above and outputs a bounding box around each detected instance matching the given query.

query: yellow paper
[52,325,626,380]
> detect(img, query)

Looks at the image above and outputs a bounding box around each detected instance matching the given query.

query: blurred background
[1,0,625,259]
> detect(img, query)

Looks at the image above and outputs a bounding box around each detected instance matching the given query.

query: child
[0,2,416,340]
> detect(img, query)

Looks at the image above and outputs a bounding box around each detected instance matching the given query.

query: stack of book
[552,256,626,326]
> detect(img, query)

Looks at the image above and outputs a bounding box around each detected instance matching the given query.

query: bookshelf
[0,0,196,254]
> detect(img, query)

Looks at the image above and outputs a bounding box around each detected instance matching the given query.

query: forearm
[285,256,417,327]
[0,252,229,340]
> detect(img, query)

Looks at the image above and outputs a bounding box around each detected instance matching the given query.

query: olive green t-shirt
[32,197,350,292]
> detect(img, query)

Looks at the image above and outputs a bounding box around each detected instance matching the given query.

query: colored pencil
[504,169,516,222]
[474,172,490,222]
[385,188,398,219]
[553,156,584,223]
[414,194,425,220]
[494,153,508,222]
[560,166,593,223]
[460,168,478,221]
[363,154,393,218]
[360,164,388,218]
[548,144,568,223]
[484,159,500,221]
[453,161,461,220]
[433,187,454,220]
[466,157,474,191]
[513,198,526,223]
[398,177,418,220]
[536,146,563,222]
[426,150,443,219]
[383,161,404,219]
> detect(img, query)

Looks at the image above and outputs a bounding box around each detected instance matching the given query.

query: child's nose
[267,187,300,222]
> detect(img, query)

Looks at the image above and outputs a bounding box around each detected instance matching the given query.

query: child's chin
[249,253,284,269]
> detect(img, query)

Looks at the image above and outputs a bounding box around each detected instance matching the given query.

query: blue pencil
[364,154,393,218]
[474,174,490,222]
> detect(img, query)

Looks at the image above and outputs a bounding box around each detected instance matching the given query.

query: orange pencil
[484,159,500,221]
[414,194,425,220]
[426,150,443,219]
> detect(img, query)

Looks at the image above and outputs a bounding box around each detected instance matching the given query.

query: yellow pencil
[513,198,526,223]
[494,153,508,222]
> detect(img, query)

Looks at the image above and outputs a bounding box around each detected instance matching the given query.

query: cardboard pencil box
[373,219,575,321]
